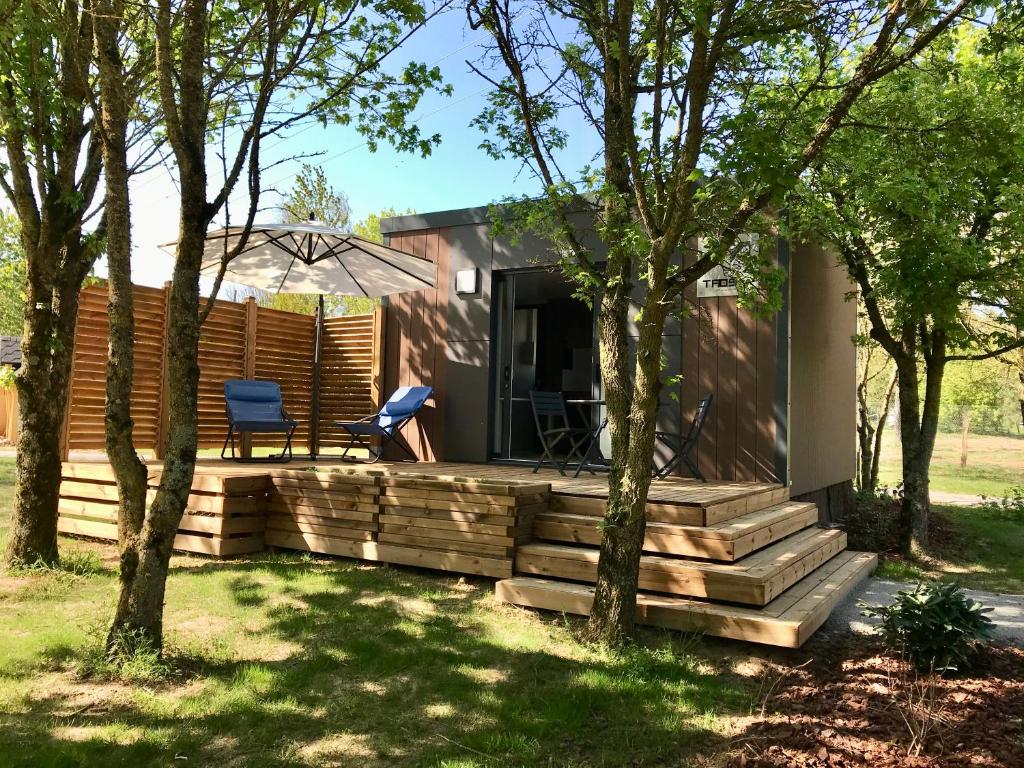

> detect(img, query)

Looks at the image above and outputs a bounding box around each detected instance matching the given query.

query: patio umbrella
[161,221,436,297]
[160,220,437,459]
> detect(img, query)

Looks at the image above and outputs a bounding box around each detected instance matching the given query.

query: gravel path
[822,576,1024,646]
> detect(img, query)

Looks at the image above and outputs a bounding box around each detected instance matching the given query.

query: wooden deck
[56,458,875,647]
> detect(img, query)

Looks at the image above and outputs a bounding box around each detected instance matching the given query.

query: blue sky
[121,7,602,288]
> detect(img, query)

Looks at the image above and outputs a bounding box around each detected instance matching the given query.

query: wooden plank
[265,530,379,560]
[379,494,515,514]
[379,505,516,526]
[380,513,512,537]
[267,518,376,541]
[379,532,512,558]
[58,516,263,557]
[265,500,378,521]
[496,551,875,648]
[269,493,379,514]
[377,543,512,579]
[380,522,513,547]
[528,500,817,561]
[514,528,846,605]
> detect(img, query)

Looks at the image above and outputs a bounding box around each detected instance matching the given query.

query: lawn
[0,458,751,768]
[876,431,1024,498]
[875,503,1024,594]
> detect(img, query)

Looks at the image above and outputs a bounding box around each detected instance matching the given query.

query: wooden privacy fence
[0,386,17,443]
[62,282,384,458]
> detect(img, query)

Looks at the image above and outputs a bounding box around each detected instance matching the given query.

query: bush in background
[979,485,1024,520]
[846,486,903,552]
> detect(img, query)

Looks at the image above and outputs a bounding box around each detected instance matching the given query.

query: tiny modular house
[379,206,856,519]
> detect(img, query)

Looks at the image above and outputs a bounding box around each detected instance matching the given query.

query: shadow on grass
[0,553,750,768]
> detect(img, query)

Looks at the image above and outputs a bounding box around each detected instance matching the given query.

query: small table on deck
[564,398,687,478]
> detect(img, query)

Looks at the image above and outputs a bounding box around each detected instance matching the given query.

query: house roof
[0,336,20,368]
[380,206,493,234]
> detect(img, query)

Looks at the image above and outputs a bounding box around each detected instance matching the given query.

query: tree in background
[103,0,445,653]
[1001,341,1024,432]
[856,313,897,493]
[795,23,1024,554]
[468,0,974,644]
[0,1,104,567]
[282,163,351,228]
[263,164,371,316]
[353,207,414,244]
[0,211,26,336]
[940,358,1012,466]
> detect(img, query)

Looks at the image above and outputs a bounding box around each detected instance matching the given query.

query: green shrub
[0,364,15,390]
[979,485,1024,520]
[862,581,994,673]
[846,486,902,552]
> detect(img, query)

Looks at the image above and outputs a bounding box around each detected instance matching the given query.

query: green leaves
[791,23,1024,356]
[862,581,995,673]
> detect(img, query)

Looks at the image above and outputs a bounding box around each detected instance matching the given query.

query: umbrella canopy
[161,222,437,297]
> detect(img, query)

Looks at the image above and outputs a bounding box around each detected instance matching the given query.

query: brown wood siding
[383,228,450,461]
[681,293,779,484]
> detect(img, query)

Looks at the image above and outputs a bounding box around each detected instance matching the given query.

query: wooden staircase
[495,484,876,647]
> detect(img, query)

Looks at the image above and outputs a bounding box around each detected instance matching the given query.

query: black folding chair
[653,393,713,481]
[529,390,598,476]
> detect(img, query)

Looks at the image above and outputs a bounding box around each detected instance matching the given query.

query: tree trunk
[959,409,970,468]
[894,341,946,555]
[0,0,101,570]
[895,359,927,555]
[94,0,151,650]
[105,203,206,649]
[5,292,72,567]
[585,277,639,645]
[3,240,91,568]
[1017,368,1023,433]
[856,377,875,491]
[103,0,211,651]
[869,369,897,491]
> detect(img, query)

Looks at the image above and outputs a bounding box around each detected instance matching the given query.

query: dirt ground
[727,635,1024,768]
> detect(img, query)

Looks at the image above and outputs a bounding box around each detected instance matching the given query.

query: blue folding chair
[335,385,432,463]
[221,380,298,463]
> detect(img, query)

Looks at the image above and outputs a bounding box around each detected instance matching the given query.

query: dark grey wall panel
[445,224,494,343]
[443,339,491,462]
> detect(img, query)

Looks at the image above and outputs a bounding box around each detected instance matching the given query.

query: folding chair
[653,393,713,480]
[221,380,298,463]
[529,390,598,476]
[335,385,432,463]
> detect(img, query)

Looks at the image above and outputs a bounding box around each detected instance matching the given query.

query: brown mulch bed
[729,636,1024,767]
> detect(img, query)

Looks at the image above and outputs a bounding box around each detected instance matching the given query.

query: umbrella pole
[309,293,324,459]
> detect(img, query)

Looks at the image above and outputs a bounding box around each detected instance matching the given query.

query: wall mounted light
[455,268,479,295]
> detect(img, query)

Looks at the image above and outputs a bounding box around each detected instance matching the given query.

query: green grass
[877,431,1024,498]
[875,504,1024,594]
[0,458,748,767]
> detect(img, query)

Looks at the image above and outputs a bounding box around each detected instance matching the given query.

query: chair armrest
[337,413,378,425]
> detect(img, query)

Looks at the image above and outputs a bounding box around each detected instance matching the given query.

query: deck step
[515,527,847,605]
[549,484,790,526]
[533,501,819,561]
[496,550,877,647]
